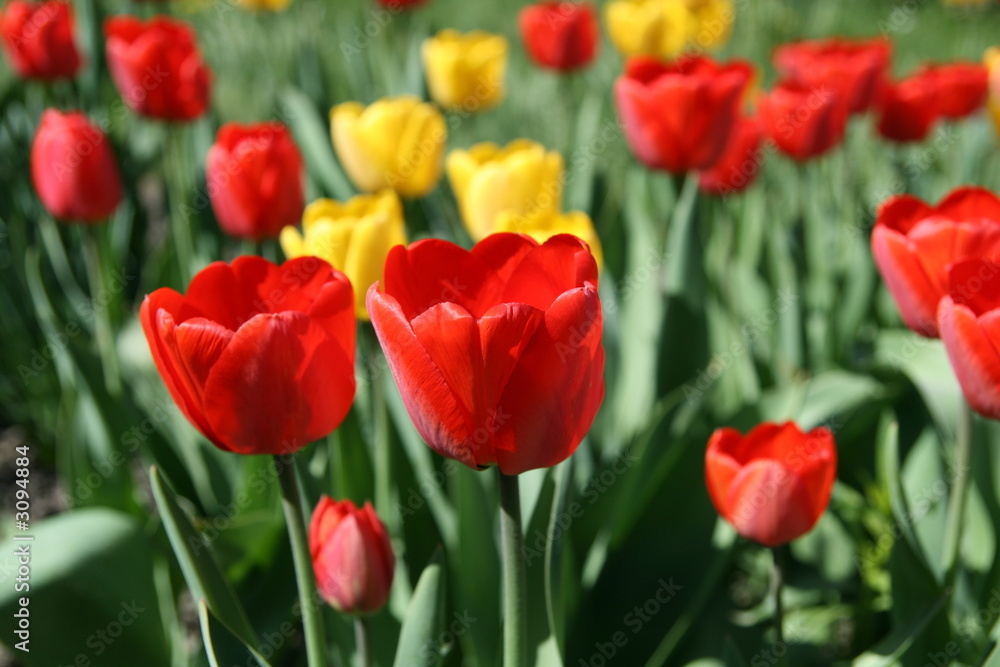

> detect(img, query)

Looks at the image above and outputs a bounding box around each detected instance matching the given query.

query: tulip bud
[705,422,837,547]
[875,73,939,144]
[331,96,446,198]
[104,16,211,122]
[0,0,82,81]
[31,110,123,223]
[422,30,508,112]
[206,122,305,241]
[309,496,395,615]
[698,114,764,196]
[446,139,564,241]
[605,0,692,60]
[494,210,603,269]
[684,0,735,51]
[758,81,849,162]
[773,37,891,114]
[281,191,407,320]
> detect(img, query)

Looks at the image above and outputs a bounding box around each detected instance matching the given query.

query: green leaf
[393,549,447,667]
[199,600,272,667]
[851,595,948,667]
[0,509,170,667]
[281,87,354,201]
[149,466,259,648]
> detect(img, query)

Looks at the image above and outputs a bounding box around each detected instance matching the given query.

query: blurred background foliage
[3,0,1000,666]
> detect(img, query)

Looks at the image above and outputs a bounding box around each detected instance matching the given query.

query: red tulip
[309,496,395,615]
[705,422,836,547]
[758,80,849,162]
[871,186,1000,337]
[31,110,123,223]
[875,72,939,143]
[774,37,891,114]
[367,233,604,475]
[614,55,754,173]
[376,0,427,7]
[140,256,356,455]
[519,2,599,72]
[698,114,764,196]
[939,258,1000,419]
[919,62,988,119]
[104,16,211,121]
[0,0,81,80]
[206,122,305,241]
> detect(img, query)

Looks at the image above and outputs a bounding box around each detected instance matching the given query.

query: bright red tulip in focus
[939,258,1000,420]
[698,115,764,196]
[31,110,123,223]
[141,256,356,455]
[519,2,599,72]
[615,55,754,173]
[0,0,81,80]
[705,422,837,547]
[206,122,305,241]
[367,233,604,475]
[104,16,211,121]
[871,186,1000,337]
[774,37,891,113]
[309,496,395,615]
[920,62,988,119]
[876,72,939,143]
[758,81,849,162]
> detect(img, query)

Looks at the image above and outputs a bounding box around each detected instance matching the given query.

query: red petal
[498,235,600,310]
[871,224,940,336]
[725,460,816,547]
[493,285,603,474]
[368,287,478,468]
[939,297,1000,420]
[937,186,1000,223]
[202,311,354,455]
[705,428,744,518]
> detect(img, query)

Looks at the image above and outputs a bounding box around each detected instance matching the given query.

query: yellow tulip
[447,139,564,241]
[495,210,604,270]
[422,30,508,112]
[985,47,1000,137]
[280,191,407,320]
[684,0,734,50]
[330,96,446,198]
[605,0,693,59]
[233,0,291,11]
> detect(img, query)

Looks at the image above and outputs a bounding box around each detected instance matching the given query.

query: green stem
[771,547,788,667]
[943,400,974,589]
[275,455,327,667]
[354,617,370,667]
[166,125,196,285]
[82,226,121,395]
[498,470,527,667]
[367,326,392,529]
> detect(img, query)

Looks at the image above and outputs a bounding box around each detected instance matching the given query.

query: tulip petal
[875,194,934,235]
[938,186,1000,223]
[939,297,1000,420]
[871,225,940,336]
[368,288,479,468]
[202,311,354,455]
[499,235,600,310]
[704,428,744,518]
[494,285,603,474]
[315,514,373,613]
[725,459,815,547]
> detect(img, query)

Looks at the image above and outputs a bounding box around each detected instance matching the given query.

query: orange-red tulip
[758,81,849,162]
[774,37,891,114]
[698,114,763,196]
[519,2,599,72]
[871,187,1000,337]
[705,422,836,547]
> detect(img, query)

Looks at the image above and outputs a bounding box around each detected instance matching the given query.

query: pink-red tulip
[31,110,123,223]
[310,496,395,615]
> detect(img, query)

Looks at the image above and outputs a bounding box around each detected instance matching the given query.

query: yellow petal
[331,102,386,193]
